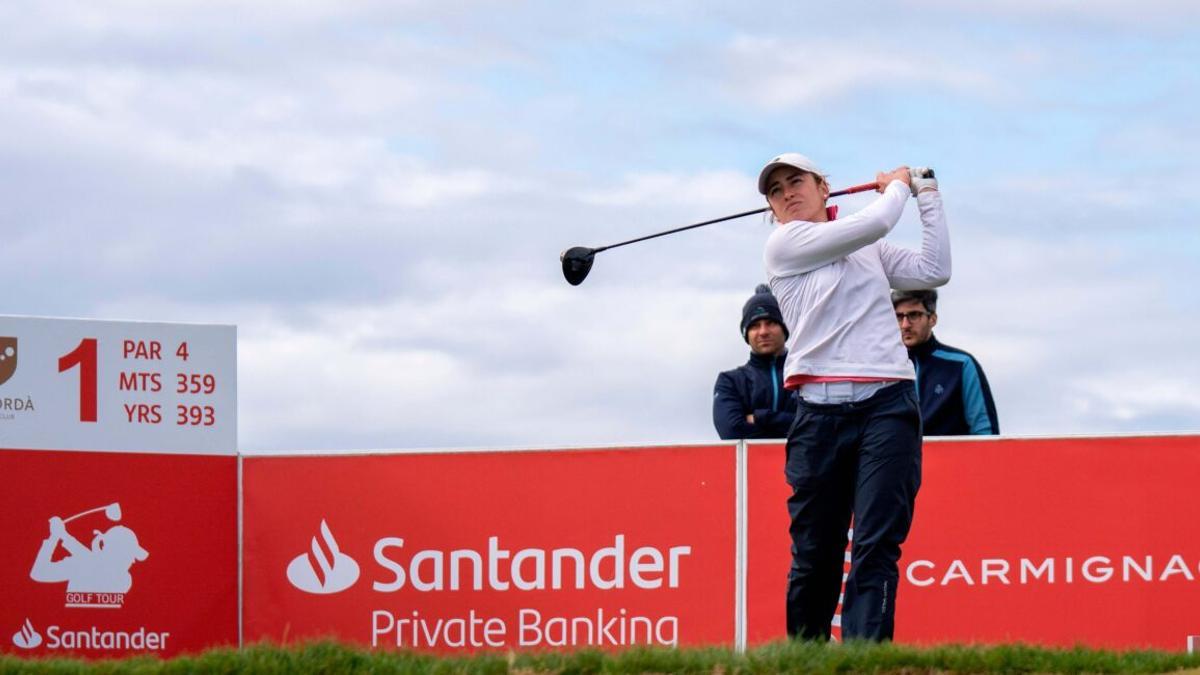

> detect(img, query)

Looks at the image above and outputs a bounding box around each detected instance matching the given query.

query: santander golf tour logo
[10,502,166,654]
[28,502,149,609]
[287,520,360,594]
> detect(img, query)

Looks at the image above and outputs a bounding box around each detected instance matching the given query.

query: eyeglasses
[895,310,930,323]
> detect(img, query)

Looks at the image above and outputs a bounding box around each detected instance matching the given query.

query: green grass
[3,640,1200,674]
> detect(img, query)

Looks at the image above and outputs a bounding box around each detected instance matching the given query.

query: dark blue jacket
[713,351,797,439]
[908,335,999,435]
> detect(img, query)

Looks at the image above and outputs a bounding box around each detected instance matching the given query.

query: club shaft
[594,207,767,254]
[63,506,106,523]
[829,181,880,198]
[592,181,878,254]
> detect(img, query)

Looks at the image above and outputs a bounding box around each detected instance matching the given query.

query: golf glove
[911,167,937,195]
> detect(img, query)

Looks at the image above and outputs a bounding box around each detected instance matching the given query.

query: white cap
[757,152,825,194]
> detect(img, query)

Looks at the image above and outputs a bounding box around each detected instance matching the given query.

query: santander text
[372,534,691,592]
[46,625,170,651]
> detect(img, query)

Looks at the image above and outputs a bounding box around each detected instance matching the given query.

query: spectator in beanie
[712,284,798,439]
[891,289,998,435]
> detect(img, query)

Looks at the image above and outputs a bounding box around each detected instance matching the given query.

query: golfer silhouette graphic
[29,510,148,593]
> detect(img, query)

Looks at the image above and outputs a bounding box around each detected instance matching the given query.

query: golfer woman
[759,154,950,641]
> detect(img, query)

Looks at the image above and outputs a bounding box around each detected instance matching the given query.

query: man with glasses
[891,289,999,435]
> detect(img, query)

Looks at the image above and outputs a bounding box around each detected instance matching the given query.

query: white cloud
[372,168,532,208]
[230,282,750,451]
[913,0,1200,25]
[923,225,1200,436]
[723,34,998,110]
[1069,373,1200,424]
[3,1,1198,452]
[576,170,753,208]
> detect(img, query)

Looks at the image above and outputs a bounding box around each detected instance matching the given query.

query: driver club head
[560,246,596,286]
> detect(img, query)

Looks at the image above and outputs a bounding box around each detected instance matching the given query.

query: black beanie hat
[741,284,788,343]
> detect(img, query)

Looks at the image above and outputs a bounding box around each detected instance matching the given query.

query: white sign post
[0,315,236,455]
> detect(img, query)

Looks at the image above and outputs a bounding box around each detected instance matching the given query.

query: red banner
[745,436,1200,651]
[243,444,738,653]
[0,449,238,658]
[5,435,1195,658]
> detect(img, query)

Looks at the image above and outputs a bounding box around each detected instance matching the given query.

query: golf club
[62,502,122,524]
[560,180,879,286]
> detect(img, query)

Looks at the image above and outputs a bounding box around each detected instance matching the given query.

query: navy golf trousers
[783,380,922,642]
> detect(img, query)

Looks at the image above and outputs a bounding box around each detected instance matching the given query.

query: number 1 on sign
[58,338,98,422]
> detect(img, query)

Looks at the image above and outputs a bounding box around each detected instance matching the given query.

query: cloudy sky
[2,1,1197,451]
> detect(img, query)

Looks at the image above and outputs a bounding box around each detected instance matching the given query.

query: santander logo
[287,520,360,594]
[12,619,42,649]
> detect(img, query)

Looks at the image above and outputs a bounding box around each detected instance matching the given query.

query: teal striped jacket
[908,335,999,435]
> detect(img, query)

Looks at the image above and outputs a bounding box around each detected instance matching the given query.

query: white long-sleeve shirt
[763,180,951,387]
